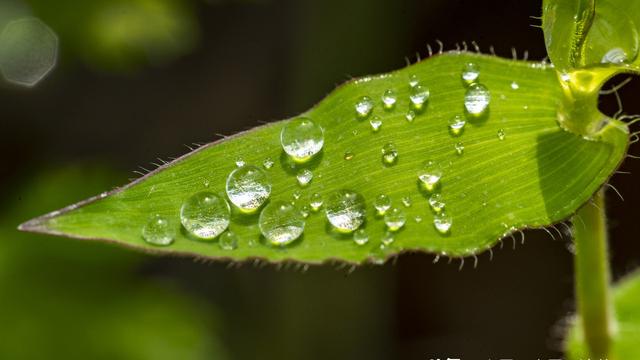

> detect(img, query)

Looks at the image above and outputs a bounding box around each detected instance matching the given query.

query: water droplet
[497,128,506,140]
[374,194,391,215]
[300,205,310,218]
[325,190,366,232]
[142,214,175,246]
[428,193,445,213]
[180,192,230,239]
[408,74,419,87]
[235,158,245,167]
[381,231,395,246]
[464,83,490,117]
[353,229,369,245]
[384,207,406,231]
[405,110,416,122]
[310,193,323,211]
[601,47,628,64]
[461,62,480,85]
[418,161,442,192]
[280,117,324,162]
[263,157,274,169]
[382,142,398,165]
[259,201,305,246]
[409,85,430,109]
[344,151,355,160]
[414,216,423,223]
[226,165,271,213]
[510,81,519,90]
[355,96,374,117]
[218,231,238,250]
[292,190,302,200]
[448,115,466,136]
[402,196,412,207]
[433,212,452,234]
[455,142,464,155]
[203,179,210,188]
[296,169,313,187]
[382,89,397,109]
[370,116,382,132]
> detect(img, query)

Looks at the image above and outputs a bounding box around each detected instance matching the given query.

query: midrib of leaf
[20,51,628,264]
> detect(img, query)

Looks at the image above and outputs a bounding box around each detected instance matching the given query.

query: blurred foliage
[24,0,198,70]
[0,166,226,360]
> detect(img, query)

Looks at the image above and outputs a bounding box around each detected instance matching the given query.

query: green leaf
[566,270,640,359]
[543,0,640,71]
[19,52,629,264]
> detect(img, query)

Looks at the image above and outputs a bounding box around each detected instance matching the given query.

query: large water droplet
[310,193,323,211]
[374,194,391,215]
[353,229,369,245]
[428,193,445,213]
[142,214,175,246]
[448,115,466,136]
[384,207,406,231]
[433,212,452,234]
[461,62,480,85]
[409,85,430,109]
[226,165,271,213]
[355,96,374,117]
[418,160,442,192]
[325,190,366,232]
[382,89,397,109]
[464,83,490,117]
[180,192,230,239]
[297,169,313,187]
[259,201,305,246]
[370,116,382,132]
[601,47,628,64]
[218,231,238,250]
[382,142,398,165]
[280,117,324,162]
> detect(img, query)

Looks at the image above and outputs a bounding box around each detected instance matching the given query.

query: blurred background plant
[0,0,639,358]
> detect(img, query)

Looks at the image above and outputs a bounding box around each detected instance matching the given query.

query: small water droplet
[385,207,406,231]
[300,205,310,218]
[280,117,324,162]
[181,192,230,239]
[218,231,238,250]
[382,142,398,165]
[408,74,419,87]
[405,110,416,122]
[381,231,395,246]
[353,229,369,245]
[401,196,412,207]
[433,212,452,234]
[226,165,271,213]
[370,116,382,132]
[263,157,274,169]
[510,81,519,90]
[259,201,305,246]
[601,47,628,64]
[142,214,175,246]
[296,169,313,187]
[497,128,506,140]
[414,216,423,223]
[355,96,374,117]
[382,89,397,109]
[448,115,466,136]
[374,194,391,215]
[418,160,442,192]
[310,193,323,211]
[428,193,445,213]
[409,85,430,109]
[203,179,210,188]
[292,190,301,200]
[464,83,490,117]
[325,190,366,232]
[461,62,480,85]
[455,142,464,155]
[344,151,355,160]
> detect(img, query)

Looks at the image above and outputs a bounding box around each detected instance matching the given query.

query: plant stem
[573,188,615,358]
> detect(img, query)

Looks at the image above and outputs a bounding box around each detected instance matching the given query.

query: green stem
[573,188,615,358]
